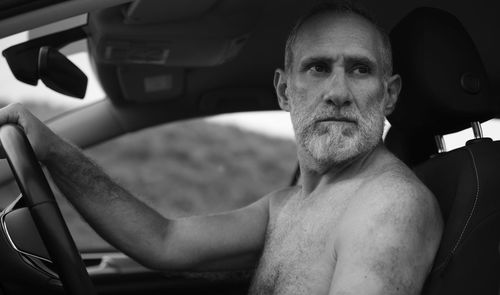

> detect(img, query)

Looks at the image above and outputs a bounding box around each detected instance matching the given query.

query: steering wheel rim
[0,124,96,295]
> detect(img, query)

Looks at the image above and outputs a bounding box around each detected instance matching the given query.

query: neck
[298,142,385,194]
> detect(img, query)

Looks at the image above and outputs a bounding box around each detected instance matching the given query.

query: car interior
[0,0,499,294]
[385,7,500,294]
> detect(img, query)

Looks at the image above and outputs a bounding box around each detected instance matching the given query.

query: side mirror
[38,46,88,99]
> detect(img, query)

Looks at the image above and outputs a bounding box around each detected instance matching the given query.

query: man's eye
[351,64,371,75]
[308,63,330,74]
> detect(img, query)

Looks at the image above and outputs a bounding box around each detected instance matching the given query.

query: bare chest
[249,193,351,295]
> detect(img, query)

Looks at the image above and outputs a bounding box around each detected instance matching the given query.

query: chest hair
[249,187,354,295]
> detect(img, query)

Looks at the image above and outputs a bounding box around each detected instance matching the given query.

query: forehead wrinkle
[290,12,385,73]
[298,52,377,66]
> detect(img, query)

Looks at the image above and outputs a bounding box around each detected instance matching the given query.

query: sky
[1,31,499,150]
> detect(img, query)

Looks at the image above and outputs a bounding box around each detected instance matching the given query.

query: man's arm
[0,103,270,271]
[329,175,443,295]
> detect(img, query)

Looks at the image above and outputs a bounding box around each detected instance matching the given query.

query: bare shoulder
[352,159,443,246]
[356,157,441,222]
[331,159,444,294]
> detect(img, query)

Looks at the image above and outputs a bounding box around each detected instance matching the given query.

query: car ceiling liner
[87,0,267,104]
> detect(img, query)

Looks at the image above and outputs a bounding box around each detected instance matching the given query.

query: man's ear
[274,69,290,112]
[383,74,402,116]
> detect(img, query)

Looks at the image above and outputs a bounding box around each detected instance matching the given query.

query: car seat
[385,7,500,294]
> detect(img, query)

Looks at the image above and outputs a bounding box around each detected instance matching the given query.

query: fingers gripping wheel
[0,124,96,295]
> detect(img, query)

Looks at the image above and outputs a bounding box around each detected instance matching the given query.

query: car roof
[0,0,498,109]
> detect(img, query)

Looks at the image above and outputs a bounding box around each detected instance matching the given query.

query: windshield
[0,31,105,119]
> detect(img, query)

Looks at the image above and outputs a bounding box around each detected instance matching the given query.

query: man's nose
[322,71,352,107]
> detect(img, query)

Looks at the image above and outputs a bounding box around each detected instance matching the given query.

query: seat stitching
[432,147,480,274]
[451,148,480,255]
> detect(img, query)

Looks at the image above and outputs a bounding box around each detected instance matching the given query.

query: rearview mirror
[38,46,88,99]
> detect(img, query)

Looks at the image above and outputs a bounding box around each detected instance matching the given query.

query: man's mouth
[316,117,357,124]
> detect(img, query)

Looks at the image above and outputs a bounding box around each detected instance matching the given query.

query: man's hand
[0,103,65,161]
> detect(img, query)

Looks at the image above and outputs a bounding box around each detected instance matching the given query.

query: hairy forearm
[44,139,173,269]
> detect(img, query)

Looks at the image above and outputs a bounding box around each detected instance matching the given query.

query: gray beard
[292,104,385,171]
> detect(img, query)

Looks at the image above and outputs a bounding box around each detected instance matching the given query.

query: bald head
[284,2,393,78]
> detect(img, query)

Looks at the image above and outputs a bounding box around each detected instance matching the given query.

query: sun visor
[87,0,265,67]
[388,7,498,136]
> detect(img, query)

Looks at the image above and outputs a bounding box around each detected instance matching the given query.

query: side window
[61,111,297,250]
[443,119,500,151]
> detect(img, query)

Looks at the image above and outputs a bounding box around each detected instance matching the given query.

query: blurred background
[1,26,499,252]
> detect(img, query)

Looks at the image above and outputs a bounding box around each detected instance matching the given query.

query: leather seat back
[415,140,500,294]
[386,7,500,294]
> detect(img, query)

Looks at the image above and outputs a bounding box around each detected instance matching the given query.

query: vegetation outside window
[56,115,297,250]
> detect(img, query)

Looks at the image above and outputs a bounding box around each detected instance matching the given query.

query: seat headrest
[387,7,497,135]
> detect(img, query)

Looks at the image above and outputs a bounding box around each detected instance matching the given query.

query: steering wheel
[0,124,96,295]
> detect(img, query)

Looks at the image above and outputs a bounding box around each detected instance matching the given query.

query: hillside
[0,100,298,250]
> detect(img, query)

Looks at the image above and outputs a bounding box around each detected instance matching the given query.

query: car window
[0,31,105,123]
[0,29,298,251]
[384,119,500,151]
[443,119,500,151]
[0,31,104,220]
[56,112,297,250]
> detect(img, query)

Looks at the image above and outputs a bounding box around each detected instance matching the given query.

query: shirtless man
[0,2,443,295]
